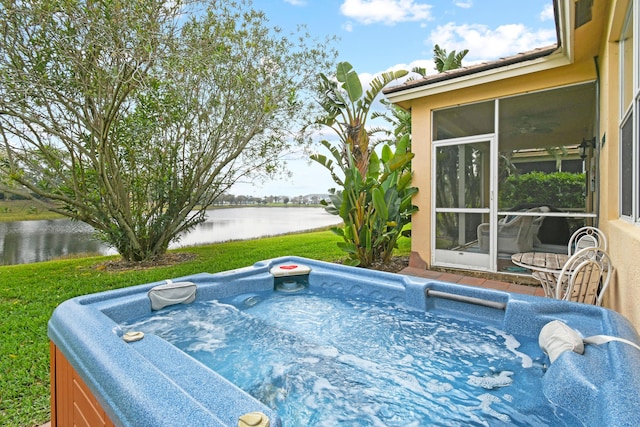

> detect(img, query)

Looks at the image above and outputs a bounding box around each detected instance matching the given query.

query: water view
[0,207,341,266]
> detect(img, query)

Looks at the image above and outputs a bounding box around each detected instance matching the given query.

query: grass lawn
[0,230,410,427]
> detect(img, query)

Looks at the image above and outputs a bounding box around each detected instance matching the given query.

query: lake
[0,207,342,266]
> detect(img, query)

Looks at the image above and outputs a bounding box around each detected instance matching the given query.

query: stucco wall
[604,221,640,329]
[402,0,640,332]
[407,64,597,269]
[595,0,640,329]
[409,97,432,267]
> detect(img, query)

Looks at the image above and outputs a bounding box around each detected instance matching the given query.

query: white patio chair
[567,226,607,255]
[477,206,548,254]
[554,247,612,306]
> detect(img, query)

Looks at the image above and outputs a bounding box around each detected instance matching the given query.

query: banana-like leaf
[372,187,388,221]
[315,117,337,127]
[310,153,331,169]
[344,224,355,240]
[330,226,344,237]
[381,144,393,163]
[384,186,399,203]
[386,152,414,173]
[328,192,342,207]
[396,171,413,191]
[324,205,340,215]
[337,241,357,253]
[367,150,381,179]
[400,190,419,212]
[319,140,345,165]
[339,194,351,219]
[379,170,395,193]
[336,62,362,102]
[396,134,410,154]
[411,66,427,76]
[317,74,347,112]
[344,258,361,267]
[363,70,409,108]
[310,152,344,186]
[361,225,372,253]
[336,61,354,82]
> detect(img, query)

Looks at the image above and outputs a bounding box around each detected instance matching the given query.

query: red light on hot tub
[270,263,311,277]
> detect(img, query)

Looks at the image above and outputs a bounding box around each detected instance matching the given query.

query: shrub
[500,171,586,209]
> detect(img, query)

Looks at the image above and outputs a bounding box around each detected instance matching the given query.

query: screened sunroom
[431,82,597,272]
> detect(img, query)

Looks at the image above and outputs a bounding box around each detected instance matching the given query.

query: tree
[312,62,417,267]
[433,44,469,72]
[0,0,334,261]
[315,62,408,177]
[314,136,417,266]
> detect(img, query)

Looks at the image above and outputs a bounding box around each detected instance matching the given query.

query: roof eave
[384,48,570,104]
[384,0,574,104]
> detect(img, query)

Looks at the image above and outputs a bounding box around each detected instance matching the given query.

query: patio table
[511,252,569,298]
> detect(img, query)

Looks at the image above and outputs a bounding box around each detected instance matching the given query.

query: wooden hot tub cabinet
[50,341,115,427]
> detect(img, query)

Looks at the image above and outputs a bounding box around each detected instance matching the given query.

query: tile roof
[383,44,560,95]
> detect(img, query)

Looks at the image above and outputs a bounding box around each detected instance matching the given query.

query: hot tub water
[122,288,581,426]
[49,257,640,426]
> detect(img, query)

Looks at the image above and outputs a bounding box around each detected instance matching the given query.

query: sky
[231,0,557,198]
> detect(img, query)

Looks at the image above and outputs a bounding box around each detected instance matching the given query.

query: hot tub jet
[275,279,306,293]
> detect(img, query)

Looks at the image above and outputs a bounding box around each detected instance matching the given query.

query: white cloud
[427,22,557,62]
[455,0,473,8]
[283,0,306,5]
[540,4,554,21]
[231,154,338,197]
[357,71,376,89]
[342,21,354,32]
[339,0,432,25]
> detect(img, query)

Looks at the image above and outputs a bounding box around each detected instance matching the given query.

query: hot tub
[48,256,640,426]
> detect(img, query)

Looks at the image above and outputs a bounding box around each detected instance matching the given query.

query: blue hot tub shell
[48,256,640,426]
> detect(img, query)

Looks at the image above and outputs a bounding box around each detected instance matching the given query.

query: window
[619,2,639,221]
[621,6,635,111]
[498,84,594,215]
[621,112,633,217]
[432,101,494,140]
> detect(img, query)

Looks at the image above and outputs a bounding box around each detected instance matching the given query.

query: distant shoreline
[0,200,325,223]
